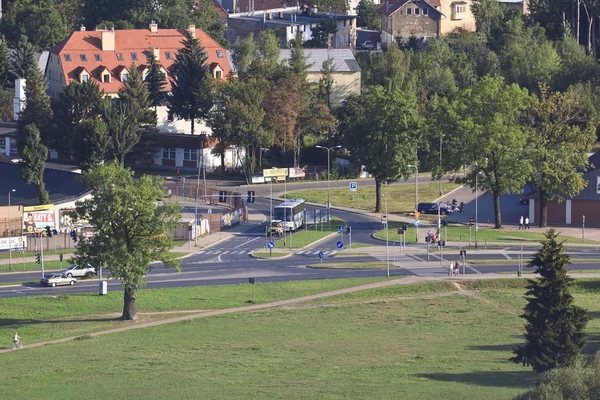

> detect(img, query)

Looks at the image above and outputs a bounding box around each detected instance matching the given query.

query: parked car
[417,202,453,215]
[60,264,96,278]
[41,274,76,287]
[519,198,529,205]
[361,40,374,50]
[268,220,284,237]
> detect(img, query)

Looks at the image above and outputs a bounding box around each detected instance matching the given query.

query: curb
[249,251,294,260]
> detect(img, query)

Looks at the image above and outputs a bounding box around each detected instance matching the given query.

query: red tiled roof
[50,27,231,94]
[428,0,441,7]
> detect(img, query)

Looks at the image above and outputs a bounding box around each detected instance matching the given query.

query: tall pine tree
[119,62,155,127]
[145,53,167,114]
[10,35,35,80]
[512,229,589,373]
[0,35,12,89]
[168,33,213,135]
[18,64,52,150]
[20,124,50,204]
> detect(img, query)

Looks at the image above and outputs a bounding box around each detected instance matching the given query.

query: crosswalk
[196,249,253,255]
[194,249,339,256]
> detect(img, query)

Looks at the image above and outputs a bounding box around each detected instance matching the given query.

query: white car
[60,264,96,278]
[41,274,77,287]
[361,40,375,50]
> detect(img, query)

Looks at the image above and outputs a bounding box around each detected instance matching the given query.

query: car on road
[361,40,374,50]
[417,202,453,215]
[41,274,77,287]
[268,220,284,237]
[60,264,96,278]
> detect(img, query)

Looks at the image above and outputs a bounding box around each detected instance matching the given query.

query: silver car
[41,274,77,287]
[60,264,96,278]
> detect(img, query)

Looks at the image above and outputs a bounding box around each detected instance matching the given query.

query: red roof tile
[50,27,231,94]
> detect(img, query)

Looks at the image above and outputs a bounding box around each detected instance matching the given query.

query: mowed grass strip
[274,217,344,249]
[0,279,557,400]
[0,277,391,347]
[310,261,392,269]
[286,182,461,213]
[0,249,75,260]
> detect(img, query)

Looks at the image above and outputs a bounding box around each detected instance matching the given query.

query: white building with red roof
[46,23,240,172]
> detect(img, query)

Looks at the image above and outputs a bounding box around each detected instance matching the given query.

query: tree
[103,100,144,165]
[0,36,12,89]
[0,88,14,120]
[339,86,419,212]
[512,230,589,373]
[145,53,167,113]
[305,20,338,48]
[119,62,155,128]
[471,0,504,40]
[529,84,596,227]
[356,0,381,30]
[434,76,532,228]
[18,63,52,140]
[191,0,227,47]
[289,32,311,80]
[168,33,213,136]
[318,57,336,110]
[19,124,50,205]
[72,162,181,320]
[71,118,111,170]
[10,35,35,80]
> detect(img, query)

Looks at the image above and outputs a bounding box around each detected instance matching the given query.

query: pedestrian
[525,217,530,229]
[448,262,454,275]
[519,216,524,230]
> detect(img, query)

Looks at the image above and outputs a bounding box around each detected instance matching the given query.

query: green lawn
[274,217,344,249]
[375,223,600,245]
[11,279,600,398]
[0,260,67,273]
[286,182,461,213]
[310,261,392,269]
[252,251,289,259]
[0,249,75,260]
[469,258,600,265]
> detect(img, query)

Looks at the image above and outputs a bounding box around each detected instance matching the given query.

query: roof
[50,27,231,94]
[235,0,294,12]
[0,162,90,206]
[229,10,355,25]
[378,0,442,16]
[212,0,229,18]
[278,49,361,73]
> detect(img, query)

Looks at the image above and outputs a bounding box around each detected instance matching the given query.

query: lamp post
[439,134,444,195]
[316,145,341,226]
[382,193,389,277]
[475,168,479,248]
[407,163,418,210]
[8,189,15,272]
[437,200,450,267]
[194,135,207,246]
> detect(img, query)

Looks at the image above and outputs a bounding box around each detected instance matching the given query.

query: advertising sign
[23,210,55,233]
[0,236,27,251]
[289,167,306,179]
[263,168,289,178]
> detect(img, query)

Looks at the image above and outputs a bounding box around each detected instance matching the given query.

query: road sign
[475,224,479,232]
[318,251,324,259]
[267,241,275,248]
[414,219,420,227]
[349,181,358,192]
[207,208,212,214]
[415,211,421,219]
[381,214,387,224]
[339,226,345,233]
[337,241,343,249]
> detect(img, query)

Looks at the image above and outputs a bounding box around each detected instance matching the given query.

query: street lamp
[194,134,207,246]
[381,193,389,277]
[8,189,15,272]
[407,163,418,210]
[316,145,341,226]
[439,134,444,196]
[437,200,451,267]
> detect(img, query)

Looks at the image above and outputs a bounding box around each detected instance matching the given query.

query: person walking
[519,216,524,230]
[525,217,530,229]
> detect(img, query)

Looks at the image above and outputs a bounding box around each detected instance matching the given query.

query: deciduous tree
[103,100,144,165]
[72,162,181,320]
[512,229,589,373]
[19,124,50,204]
[356,0,381,30]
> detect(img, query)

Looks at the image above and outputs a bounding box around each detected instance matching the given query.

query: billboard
[0,236,27,251]
[23,205,55,233]
[289,167,306,179]
[263,168,288,178]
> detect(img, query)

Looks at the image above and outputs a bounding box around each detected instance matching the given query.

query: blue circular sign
[414,219,420,226]
[318,251,324,259]
[337,241,343,249]
[267,241,275,249]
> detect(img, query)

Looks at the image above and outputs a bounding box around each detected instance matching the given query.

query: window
[406,7,412,15]
[456,5,465,13]
[116,53,124,61]
[81,74,89,83]
[48,70,52,80]
[415,7,420,15]
[102,73,110,83]
[64,54,72,62]
[167,110,174,122]
[80,54,88,62]
[165,51,173,60]
[131,52,138,61]
[184,149,198,161]
[452,4,466,19]
[163,148,176,160]
[216,50,223,58]
[94,54,102,62]
[423,7,428,15]
[122,72,129,81]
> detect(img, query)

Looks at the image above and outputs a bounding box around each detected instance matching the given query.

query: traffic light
[345,226,350,234]
[45,226,52,238]
[402,224,408,231]
[397,228,404,235]
[35,253,40,264]
[460,250,467,257]
[469,217,474,226]
[247,190,255,203]
[219,191,227,203]
[425,236,430,243]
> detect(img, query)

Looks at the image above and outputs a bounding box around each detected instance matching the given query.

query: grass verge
[0,249,75,260]
[274,217,344,249]
[468,258,600,265]
[286,182,461,213]
[309,261,391,269]
[252,251,289,259]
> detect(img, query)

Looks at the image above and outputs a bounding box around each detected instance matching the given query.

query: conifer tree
[119,62,155,127]
[145,53,167,114]
[512,229,589,373]
[18,64,52,148]
[0,35,12,88]
[20,124,50,204]
[10,35,35,80]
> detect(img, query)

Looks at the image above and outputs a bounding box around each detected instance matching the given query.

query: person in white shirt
[519,216,524,230]
[525,217,530,229]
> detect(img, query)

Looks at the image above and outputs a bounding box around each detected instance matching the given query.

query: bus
[273,199,306,232]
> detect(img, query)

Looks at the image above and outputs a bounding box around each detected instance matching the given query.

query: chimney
[188,24,196,39]
[153,47,160,61]
[13,79,26,121]
[80,25,86,32]
[101,30,115,51]
[149,20,158,33]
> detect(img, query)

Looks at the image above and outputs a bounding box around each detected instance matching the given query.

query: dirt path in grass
[2,273,595,353]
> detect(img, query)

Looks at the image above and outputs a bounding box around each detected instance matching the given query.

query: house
[221,0,354,14]
[528,152,600,226]
[379,0,475,46]
[227,7,357,48]
[45,23,241,172]
[278,48,361,105]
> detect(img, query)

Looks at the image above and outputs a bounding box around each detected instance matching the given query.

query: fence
[0,216,21,238]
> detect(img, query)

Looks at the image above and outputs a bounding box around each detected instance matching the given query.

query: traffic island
[308,261,399,269]
[250,251,292,259]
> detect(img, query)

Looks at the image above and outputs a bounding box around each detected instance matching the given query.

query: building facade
[46,23,240,172]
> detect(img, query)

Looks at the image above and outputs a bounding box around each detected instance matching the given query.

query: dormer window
[216,70,222,79]
[80,54,88,62]
[415,7,420,15]
[64,54,72,62]
[122,72,129,82]
[131,52,138,61]
[165,51,173,60]
[116,53,124,61]
[216,50,224,58]
[94,54,102,61]
[102,72,111,83]
[406,7,412,15]
[81,74,89,83]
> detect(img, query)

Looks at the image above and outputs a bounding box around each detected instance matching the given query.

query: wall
[571,200,600,226]
[439,0,476,34]
[153,147,244,171]
[46,53,67,99]
[306,71,361,106]
[382,1,440,42]
[155,106,212,136]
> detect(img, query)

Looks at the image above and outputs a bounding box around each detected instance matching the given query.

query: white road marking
[407,254,425,262]
[233,237,260,249]
[503,253,512,260]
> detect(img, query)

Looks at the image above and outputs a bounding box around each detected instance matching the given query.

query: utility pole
[382,194,389,277]
[316,145,341,227]
[8,188,15,272]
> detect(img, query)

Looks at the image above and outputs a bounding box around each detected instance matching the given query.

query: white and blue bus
[273,199,306,232]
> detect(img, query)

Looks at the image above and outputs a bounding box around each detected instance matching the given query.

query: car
[268,220,284,237]
[519,198,529,205]
[361,40,374,50]
[60,263,96,278]
[417,202,453,215]
[41,274,76,287]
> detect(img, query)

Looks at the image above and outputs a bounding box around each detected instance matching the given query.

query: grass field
[9,278,600,398]
[286,182,461,213]
[273,217,344,249]
[375,223,600,245]
[310,261,391,269]
[0,249,75,260]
